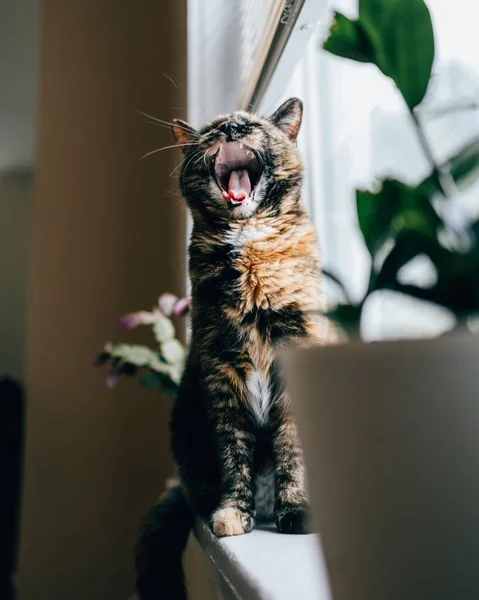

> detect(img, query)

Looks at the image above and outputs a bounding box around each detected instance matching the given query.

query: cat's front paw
[210,506,255,537]
[275,504,310,534]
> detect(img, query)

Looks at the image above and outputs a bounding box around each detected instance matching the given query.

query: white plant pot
[283,335,479,600]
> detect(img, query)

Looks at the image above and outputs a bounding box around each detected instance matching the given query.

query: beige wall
[19,1,190,598]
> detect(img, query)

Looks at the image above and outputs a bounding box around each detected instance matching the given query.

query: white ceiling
[0,0,40,173]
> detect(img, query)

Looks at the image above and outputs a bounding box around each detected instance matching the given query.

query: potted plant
[282,0,479,598]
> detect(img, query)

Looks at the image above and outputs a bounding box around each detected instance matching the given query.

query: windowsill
[194,518,332,600]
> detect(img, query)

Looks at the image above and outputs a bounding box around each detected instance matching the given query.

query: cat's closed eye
[172,98,303,220]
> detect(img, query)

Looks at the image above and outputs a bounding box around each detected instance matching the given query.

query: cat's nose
[223,121,242,140]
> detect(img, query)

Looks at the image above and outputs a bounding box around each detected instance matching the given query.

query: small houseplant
[283,0,479,598]
[95,293,189,396]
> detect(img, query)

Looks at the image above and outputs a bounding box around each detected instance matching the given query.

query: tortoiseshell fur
[135,99,337,600]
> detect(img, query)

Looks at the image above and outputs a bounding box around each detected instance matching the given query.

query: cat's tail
[135,480,195,600]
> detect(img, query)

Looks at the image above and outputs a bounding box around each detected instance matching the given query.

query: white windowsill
[194,518,332,600]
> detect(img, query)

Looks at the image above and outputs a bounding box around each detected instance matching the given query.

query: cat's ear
[171,119,198,153]
[269,98,303,142]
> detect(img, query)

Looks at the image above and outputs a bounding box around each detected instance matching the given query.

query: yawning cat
[135,98,337,600]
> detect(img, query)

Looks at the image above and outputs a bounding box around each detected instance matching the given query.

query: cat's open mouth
[213,142,262,205]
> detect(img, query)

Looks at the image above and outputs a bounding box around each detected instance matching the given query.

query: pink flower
[173,297,191,317]
[158,293,179,316]
[105,373,118,389]
[119,310,158,330]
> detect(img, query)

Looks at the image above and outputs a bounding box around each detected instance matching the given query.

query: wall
[19,1,191,598]
[0,0,40,172]
[0,0,40,379]
[0,172,34,381]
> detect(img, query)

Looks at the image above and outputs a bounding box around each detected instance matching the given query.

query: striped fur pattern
[136,98,338,599]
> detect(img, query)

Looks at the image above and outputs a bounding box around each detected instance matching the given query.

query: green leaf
[381,0,435,109]
[357,188,395,255]
[323,12,375,63]
[140,371,178,397]
[356,180,441,256]
[325,0,435,109]
[375,230,479,315]
[325,304,363,337]
[448,137,479,191]
[359,0,435,109]
[110,344,160,368]
[152,314,175,344]
[374,230,428,290]
[358,0,392,74]
[416,171,442,198]
[160,339,186,365]
[470,217,479,239]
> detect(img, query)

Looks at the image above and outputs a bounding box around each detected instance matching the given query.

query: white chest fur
[226,222,275,424]
[226,221,276,249]
[246,364,271,426]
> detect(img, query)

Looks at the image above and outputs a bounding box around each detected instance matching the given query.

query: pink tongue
[228,169,251,202]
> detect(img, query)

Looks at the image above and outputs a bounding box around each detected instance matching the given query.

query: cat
[135,98,337,599]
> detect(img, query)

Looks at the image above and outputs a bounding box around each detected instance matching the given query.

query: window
[188,0,479,340]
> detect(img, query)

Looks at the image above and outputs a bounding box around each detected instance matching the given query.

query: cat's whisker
[194,152,204,164]
[193,150,209,166]
[172,104,213,124]
[141,143,198,161]
[170,148,204,177]
[175,147,204,175]
[259,95,283,119]
[161,71,178,88]
[136,110,201,137]
[138,117,176,133]
[189,148,206,165]
[170,155,190,177]
[159,71,212,122]
[182,148,205,175]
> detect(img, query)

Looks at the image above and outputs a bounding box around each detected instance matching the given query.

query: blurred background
[1,1,189,598]
[2,0,479,598]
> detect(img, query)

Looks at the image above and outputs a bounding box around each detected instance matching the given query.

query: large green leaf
[381,0,435,109]
[356,188,393,256]
[358,0,392,75]
[327,0,435,110]
[356,180,441,256]
[323,12,375,63]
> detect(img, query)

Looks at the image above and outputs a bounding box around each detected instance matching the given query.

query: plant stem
[410,110,457,199]
[411,109,473,240]
[423,101,479,122]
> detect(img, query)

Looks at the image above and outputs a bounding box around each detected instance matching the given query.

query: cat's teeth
[247,151,254,158]
[239,143,243,149]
